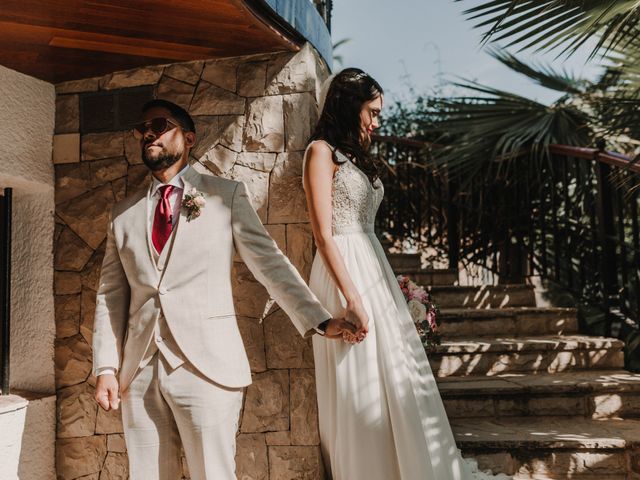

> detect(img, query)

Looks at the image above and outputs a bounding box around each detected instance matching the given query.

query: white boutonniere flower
[182,187,206,222]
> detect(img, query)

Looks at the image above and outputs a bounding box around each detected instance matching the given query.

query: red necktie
[152,185,175,253]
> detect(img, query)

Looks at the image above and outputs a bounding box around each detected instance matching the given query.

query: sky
[331,0,605,106]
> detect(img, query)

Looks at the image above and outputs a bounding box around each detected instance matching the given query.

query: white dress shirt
[96,164,190,377]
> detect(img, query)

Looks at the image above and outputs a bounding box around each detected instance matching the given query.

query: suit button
[159,287,168,295]
[156,336,163,343]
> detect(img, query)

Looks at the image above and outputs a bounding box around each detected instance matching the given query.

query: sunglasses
[132,117,180,139]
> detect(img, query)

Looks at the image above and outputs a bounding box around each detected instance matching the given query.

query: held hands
[343,299,369,344]
[95,374,120,411]
[322,298,369,344]
[323,317,358,339]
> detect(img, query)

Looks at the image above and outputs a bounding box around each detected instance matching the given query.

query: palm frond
[332,38,352,67]
[457,1,640,59]
[333,38,352,50]
[489,48,588,94]
[603,31,640,94]
[429,79,594,178]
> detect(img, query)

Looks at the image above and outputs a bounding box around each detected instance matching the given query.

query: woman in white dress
[302,69,510,480]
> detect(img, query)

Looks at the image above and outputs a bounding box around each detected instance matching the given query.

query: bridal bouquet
[397,275,441,351]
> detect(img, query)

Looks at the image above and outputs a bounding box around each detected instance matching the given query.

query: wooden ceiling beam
[0,0,299,82]
[0,21,222,60]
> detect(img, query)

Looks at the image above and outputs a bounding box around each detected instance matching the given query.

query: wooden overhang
[0,0,330,83]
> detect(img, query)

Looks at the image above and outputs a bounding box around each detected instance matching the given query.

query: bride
[302,68,511,480]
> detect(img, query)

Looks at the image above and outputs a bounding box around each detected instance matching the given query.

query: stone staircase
[388,253,640,480]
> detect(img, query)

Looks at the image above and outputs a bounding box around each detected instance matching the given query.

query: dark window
[80,86,154,134]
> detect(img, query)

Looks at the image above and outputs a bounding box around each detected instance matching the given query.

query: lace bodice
[302,142,384,234]
[331,149,384,232]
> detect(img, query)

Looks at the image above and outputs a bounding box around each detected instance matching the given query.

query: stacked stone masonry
[53,44,329,479]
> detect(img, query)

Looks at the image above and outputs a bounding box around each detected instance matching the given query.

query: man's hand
[323,317,358,339]
[95,374,120,411]
[344,300,369,343]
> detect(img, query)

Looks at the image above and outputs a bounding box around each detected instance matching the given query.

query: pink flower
[427,311,437,331]
[396,276,441,345]
[182,189,206,222]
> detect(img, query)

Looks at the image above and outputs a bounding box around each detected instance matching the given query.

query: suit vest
[139,226,187,371]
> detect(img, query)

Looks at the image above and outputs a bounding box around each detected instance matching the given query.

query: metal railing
[371,135,640,337]
[371,135,455,270]
[0,188,12,395]
[535,146,640,336]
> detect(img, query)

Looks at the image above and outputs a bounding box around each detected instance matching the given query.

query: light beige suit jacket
[92,167,330,391]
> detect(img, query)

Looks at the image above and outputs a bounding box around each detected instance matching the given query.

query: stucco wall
[53,43,329,479]
[0,65,56,393]
[0,66,56,187]
[0,64,56,480]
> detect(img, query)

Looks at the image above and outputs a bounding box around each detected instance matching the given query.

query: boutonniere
[182,187,206,221]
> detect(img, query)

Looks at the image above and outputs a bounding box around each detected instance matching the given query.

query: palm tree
[433,4,640,360]
[425,49,596,173]
[373,1,640,366]
[458,1,640,110]
[379,2,640,285]
[459,1,640,59]
[420,50,596,275]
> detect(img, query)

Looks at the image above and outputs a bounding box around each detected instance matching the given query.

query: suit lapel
[116,184,160,283]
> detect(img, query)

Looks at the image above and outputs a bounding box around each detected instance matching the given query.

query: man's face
[139,107,193,171]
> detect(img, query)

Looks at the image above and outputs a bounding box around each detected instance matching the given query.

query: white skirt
[310,227,510,480]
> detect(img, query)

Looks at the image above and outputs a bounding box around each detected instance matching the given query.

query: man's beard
[142,148,182,171]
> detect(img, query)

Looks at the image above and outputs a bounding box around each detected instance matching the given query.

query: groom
[92,99,353,479]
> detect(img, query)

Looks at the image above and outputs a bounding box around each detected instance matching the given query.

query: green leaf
[456,0,640,59]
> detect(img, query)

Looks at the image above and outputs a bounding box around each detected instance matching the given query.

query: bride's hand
[344,299,369,343]
[323,318,357,339]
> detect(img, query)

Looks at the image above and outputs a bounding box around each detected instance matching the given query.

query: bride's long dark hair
[310,68,384,183]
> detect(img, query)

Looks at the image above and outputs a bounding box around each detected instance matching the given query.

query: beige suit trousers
[121,353,243,480]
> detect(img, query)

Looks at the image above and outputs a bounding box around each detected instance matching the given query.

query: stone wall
[53,43,329,479]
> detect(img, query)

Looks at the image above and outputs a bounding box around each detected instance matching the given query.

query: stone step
[402,268,458,286]
[429,284,537,309]
[438,307,578,338]
[386,253,421,272]
[428,335,624,377]
[385,253,458,286]
[438,370,640,419]
[454,416,640,479]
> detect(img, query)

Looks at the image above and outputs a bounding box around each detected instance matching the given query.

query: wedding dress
[305,141,511,480]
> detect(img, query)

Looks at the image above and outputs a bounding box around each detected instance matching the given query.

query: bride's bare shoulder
[306,140,334,165]
[307,139,333,155]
